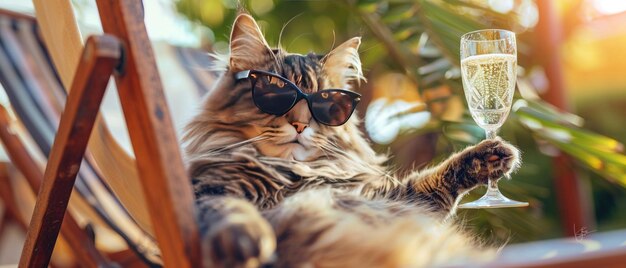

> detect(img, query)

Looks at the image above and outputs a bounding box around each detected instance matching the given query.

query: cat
[183,13,520,268]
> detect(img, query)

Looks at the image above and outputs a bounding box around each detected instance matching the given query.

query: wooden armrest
[95,1,202,267]
[487,229,626,268]
[19,35,121,268]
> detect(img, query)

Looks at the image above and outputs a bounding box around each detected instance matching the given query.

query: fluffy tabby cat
[183,14,520,268]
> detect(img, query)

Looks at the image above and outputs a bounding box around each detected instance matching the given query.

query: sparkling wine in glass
[458,29,528,209]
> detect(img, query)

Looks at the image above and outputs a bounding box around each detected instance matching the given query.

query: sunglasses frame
[235,69,361,126]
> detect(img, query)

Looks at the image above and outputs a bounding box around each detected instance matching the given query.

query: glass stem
[486,178,501,198]
[485,128,501,198]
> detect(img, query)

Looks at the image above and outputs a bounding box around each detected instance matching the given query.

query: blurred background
[0,0,625,249]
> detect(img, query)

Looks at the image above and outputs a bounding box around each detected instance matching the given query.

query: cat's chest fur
[190,146,376,209]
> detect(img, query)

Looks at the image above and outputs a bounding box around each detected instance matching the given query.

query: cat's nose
[291,122,308,134]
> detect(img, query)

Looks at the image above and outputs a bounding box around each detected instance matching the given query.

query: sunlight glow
[488,0,514,13]
[593,0,626,15]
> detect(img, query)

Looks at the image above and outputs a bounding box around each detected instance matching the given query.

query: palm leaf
[352,0,626,187]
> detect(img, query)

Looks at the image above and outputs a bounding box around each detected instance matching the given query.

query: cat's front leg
[403,138,520,216]
[445,138,520,191]
[196,196,276,268]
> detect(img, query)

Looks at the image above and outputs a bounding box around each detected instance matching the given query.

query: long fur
[183,14,520,268]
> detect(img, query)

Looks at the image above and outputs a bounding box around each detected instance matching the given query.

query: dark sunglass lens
[252,74,298,115]
[310,90,357,126]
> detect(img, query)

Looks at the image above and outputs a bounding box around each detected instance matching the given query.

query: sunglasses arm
[235,70,252,80]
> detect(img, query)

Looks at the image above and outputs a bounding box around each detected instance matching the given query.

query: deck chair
[1,1,625,267]
[0,8,164,267]
[0,2,217,266]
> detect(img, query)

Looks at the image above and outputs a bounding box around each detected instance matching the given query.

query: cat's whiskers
[259,130,292,144]
[205,134,271,155]
[316,141,367,170]
[310,138,332,160]
[316,140,395,181]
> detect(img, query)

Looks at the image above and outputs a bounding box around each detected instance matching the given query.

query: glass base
[458,129,528,209]
[459,186,529,209]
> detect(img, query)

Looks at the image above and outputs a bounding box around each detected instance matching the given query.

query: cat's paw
[463,138,520,186]
[202,215,276,268]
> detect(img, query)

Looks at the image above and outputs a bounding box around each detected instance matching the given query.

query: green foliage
[175,0,626,242]
[175,0,356,54]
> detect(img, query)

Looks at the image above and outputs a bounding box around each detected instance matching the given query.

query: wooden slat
[0,108,47,192]
[94,1,202,267]
[107,249,149,268]
[516,251,626,268]
[33,0,154,234]
[0,9,36,22]
[18,35,121,268]
[488,230,626,268]
[0,163,22,228]
[0,106,113,267]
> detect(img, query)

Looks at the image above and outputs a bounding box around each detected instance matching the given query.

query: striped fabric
[0,9,162,265]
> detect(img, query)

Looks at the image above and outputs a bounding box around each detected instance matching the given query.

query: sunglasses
[235,70,361,126]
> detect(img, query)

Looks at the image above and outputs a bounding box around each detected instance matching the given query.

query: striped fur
[183,14,520,267]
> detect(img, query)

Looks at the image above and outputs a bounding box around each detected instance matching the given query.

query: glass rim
[461,29,516,43]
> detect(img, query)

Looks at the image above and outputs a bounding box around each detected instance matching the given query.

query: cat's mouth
[281,139,299,145]
[277,135,304,146]
[255,134,320,161]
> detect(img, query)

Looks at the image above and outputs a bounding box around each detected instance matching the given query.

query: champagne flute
[458,29,528,209]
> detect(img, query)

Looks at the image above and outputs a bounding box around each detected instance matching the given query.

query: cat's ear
[321,37,365,88]
[229,14,275,72]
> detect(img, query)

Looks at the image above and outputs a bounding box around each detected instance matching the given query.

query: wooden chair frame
[0,101,112,267]
[17,1,201,267]
[0,10,152,266]
[0,17,107,260]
